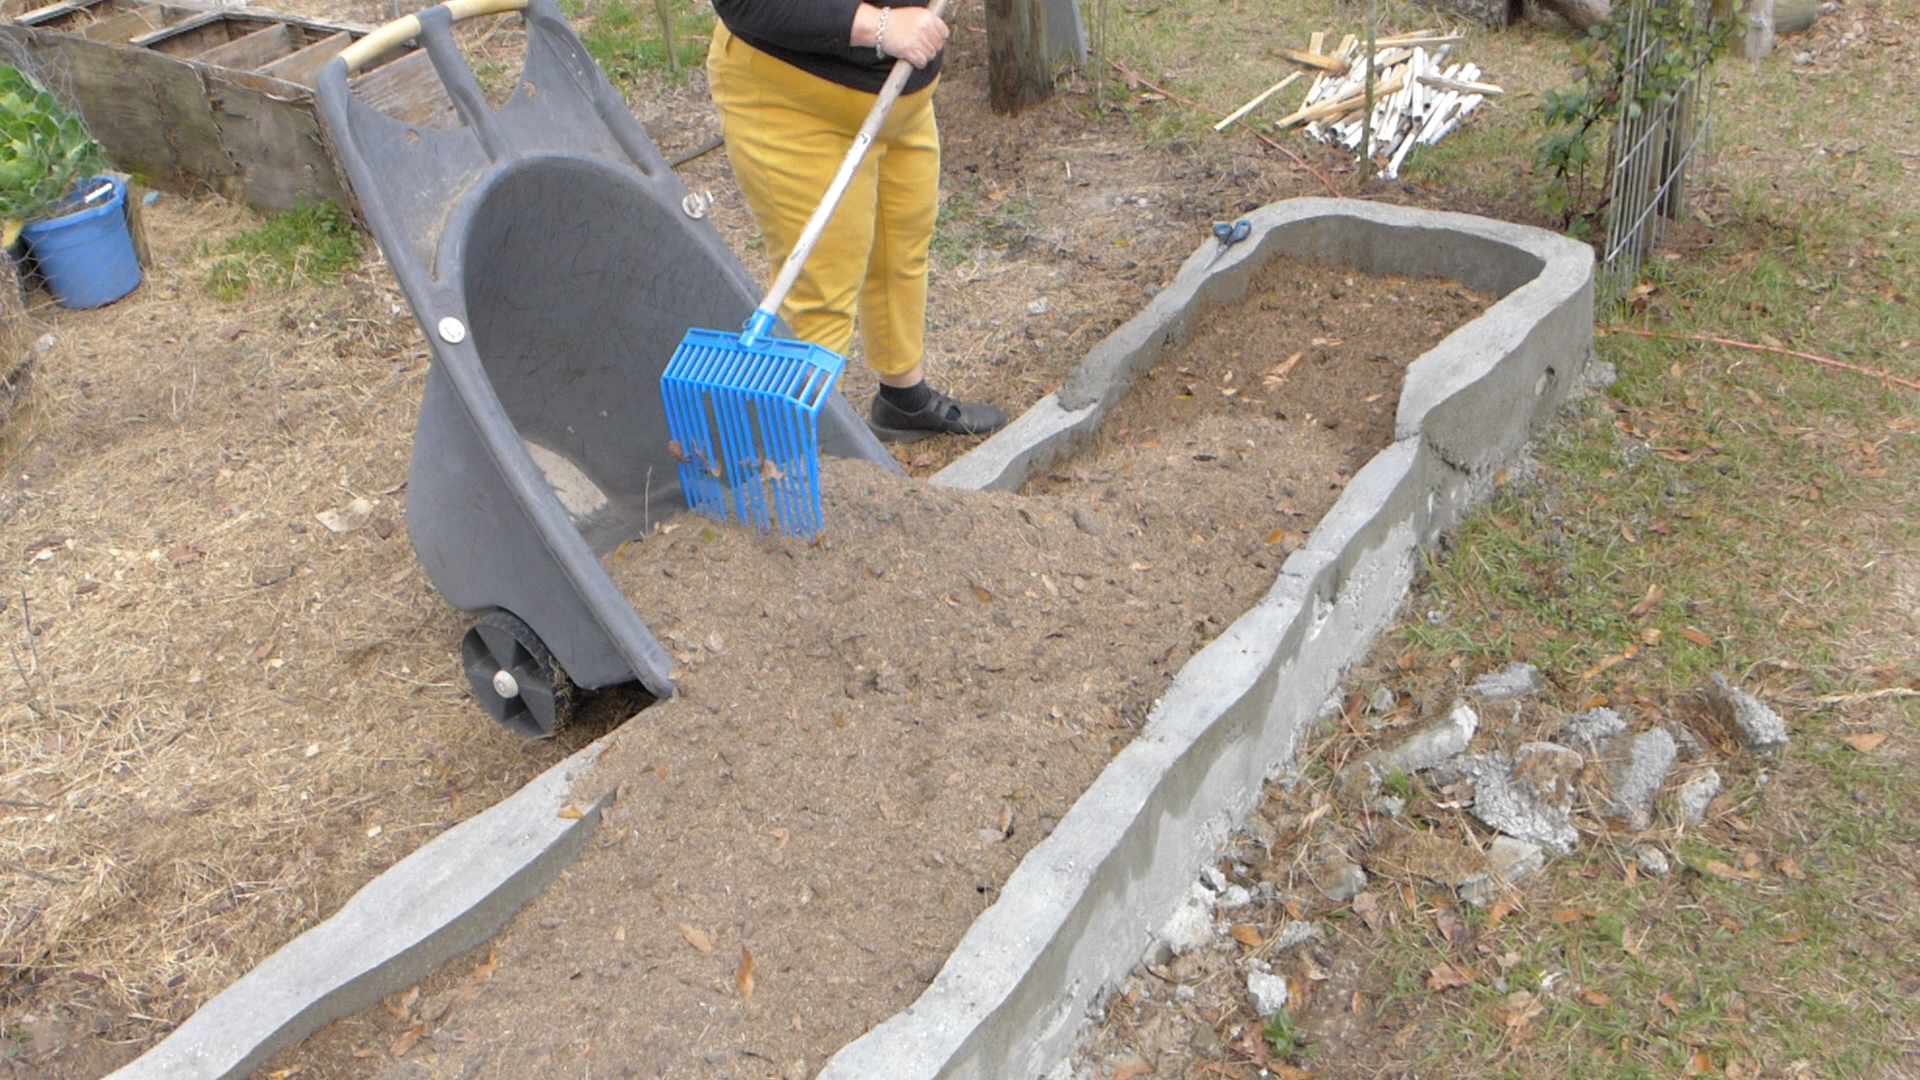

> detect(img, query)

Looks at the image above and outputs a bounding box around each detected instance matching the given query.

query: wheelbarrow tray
[313,0,899,734]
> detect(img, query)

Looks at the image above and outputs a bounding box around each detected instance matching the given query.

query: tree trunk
[985,0,1083,115]
[1535,0,1611,32]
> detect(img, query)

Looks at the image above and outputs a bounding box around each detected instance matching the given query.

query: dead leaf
[1702,860,1761,882]
[167,543,204,565]
[736,947,755,999]
[1484,896,1515,931]
[1551,908,1594,924]
[1776,929,1808,944]
[1686,1047,1713,1075]
[1111,1057,1156,1080]
[771,827,791,849]
[1627,583,1664,619]
[1271,1065,1315,1080]
[1641,627,1663,647]
[556,806,584,820]
[1352,890,1382,931]
[389,1022,426,1058]
[969,581,993,604]
[471,947,498,983]
[1498,989,1545,1041]
[1577,988,1612,1007]
[382,987,418,1021]
[1426,962,1473,990]
[1679,626,1715,647]
[316,497,376,534]
[1773,856,1804,880]
[678,922,714,954]
[1578,653,1630,680]
[1229,924,1263,947]
[1842,732,1889,753]
[1657,991,1681,1015]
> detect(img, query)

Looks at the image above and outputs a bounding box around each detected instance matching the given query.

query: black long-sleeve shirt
[713,0,943,95]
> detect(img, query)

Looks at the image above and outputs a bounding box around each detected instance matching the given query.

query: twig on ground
[1598,327,1920,392]
[1105,58,1343,199]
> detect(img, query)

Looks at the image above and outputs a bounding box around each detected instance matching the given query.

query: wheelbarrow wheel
[461,609,574,737]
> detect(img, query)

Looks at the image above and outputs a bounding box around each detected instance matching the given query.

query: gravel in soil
[263,255,1488,1078]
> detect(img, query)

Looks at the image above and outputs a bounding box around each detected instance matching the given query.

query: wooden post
[985,0,1085,115]
[1740,0,1775,59]
[653,0,680,74]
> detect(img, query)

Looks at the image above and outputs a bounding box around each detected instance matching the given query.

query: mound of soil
[265,254,1489,1078]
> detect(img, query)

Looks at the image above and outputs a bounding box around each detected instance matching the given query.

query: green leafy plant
[1263,1008,1311,1060]
[203,200,361,300]
[1533,5,1727,238]
[0,63,108,243]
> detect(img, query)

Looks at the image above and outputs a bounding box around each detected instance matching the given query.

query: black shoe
[868,386,1009,442]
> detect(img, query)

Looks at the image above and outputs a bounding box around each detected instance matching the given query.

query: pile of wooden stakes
[1216,29,1503,181]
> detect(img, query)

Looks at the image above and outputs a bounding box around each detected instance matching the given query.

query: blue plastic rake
[660,327,843,538]
[659,0,946,539]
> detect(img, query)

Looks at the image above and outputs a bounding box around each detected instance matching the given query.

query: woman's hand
[851,3,948,69]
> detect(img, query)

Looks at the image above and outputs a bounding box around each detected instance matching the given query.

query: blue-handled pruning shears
[1205,219,1251,269]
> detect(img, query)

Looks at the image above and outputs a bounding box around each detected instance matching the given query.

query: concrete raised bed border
[108,198,1592,1080]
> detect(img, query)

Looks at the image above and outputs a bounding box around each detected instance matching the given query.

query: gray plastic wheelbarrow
[314,0,898,737]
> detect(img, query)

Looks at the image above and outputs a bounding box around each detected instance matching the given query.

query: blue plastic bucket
[21,176,141,309]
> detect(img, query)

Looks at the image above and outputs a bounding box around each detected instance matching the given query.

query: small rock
[1246,970,1290,1018]
[1153,882,1220,956]
[1215,884,1252,911]
[1636,846,1671,876]
[1370,794,1407,818]
[1367,687,1396,715]
[1793,51,1814,64]
[1200,865,1229,893]
[1706,674,1789,753]
[1027,297,1051,316]
[1440,745,1582,855]
[1345,701,1478,789]
[1189,1024,1222,1056]
[1271,920,1323,951]
[1605,729,1678,830]
[1667,722,1704,760]
[1580,358,1618,391]
[1459,836,1546,906]
[1468,662,1541,702]
[1309,855,1368,903]
[1069,506,1105,536]
[32,333,57,354]
[1672,768,1721,826]
[1562,707,1627,753]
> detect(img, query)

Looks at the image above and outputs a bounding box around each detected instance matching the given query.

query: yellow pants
[706,23,940,379]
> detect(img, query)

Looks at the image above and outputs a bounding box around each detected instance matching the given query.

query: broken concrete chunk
[1561,707,1627,753]
[1308,852,1368,903]
[1468,661,1541,702]
[1636,846,1671,876]
[1246,970,1290,1017]
[1706,673,1789,753]
[1667,722,1704,760]
[1604,728,1678,830]
[1272,920,1323,951]
[1368,687,1397,715]
[1458,835,1546,906]
[1440,746,1581,855]
[1152,881,1219,957]
[1672,767,1721,827]
[1343,701,1478,791]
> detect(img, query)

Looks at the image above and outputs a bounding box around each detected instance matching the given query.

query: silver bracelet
[874,6,889,58]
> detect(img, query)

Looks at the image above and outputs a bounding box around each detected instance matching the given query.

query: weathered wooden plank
[257,29,350,87]
[204,71,351,210]
[350,49,459,129]
[193,23,294,69]
[76,6,169,43]
[138,12,280,57]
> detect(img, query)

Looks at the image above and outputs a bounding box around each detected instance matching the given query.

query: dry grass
[0,195,607,1045]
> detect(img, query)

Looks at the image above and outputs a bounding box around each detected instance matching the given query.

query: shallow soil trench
[265,255,1491,1078]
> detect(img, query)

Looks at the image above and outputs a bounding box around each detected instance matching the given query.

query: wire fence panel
[1597,0,1716,307]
